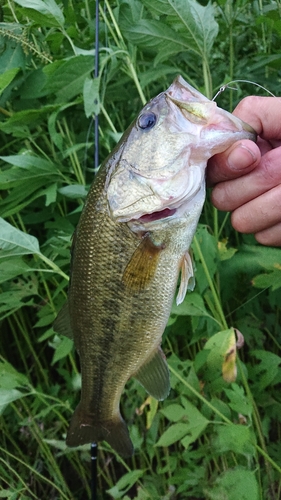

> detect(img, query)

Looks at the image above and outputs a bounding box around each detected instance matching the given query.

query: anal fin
[134,347,170,401]
[53,300,73,339]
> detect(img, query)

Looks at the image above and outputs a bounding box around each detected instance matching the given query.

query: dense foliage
[0,0,281,498]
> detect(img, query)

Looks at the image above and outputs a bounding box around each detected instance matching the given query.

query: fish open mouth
[137,208,177,223]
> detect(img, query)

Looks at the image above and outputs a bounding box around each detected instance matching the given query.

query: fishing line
[212,79,276,101]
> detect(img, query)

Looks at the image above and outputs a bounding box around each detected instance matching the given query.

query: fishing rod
[90,1,99,499]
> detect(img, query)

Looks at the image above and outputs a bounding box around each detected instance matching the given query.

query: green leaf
[144,0,218,56]
[43,55,94,102]
[207,468,259,500]
[224,384,253,417]
[14,0,65,27]
[51,336,73,364]
[192,225,217,293]
[58,185,88,199]
[0,257,31,284]
[0,67,20,94]
[214,424,255,456]
[156,399,209,448]
[0,360,29,390]
[252,269,281,291]
[171,292,209,317]
[161,403,188,422]
[0,388,26,414]
[0,218,40,258]
[107,470,143,499]
[0,106,57,136]
[250,350,281,390]
[156,422,191,447]
[83,76,100,117]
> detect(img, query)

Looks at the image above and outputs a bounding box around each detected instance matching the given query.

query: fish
[53,76,256,457]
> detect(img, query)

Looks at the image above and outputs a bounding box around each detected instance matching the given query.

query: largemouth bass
[53,76,255,457]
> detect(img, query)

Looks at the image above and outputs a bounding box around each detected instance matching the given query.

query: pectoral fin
[53,300,73,339]
[122,234,163,291]
[134,347,170,401]
[176,251,195,305]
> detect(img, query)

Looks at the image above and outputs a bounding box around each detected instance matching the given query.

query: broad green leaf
[0,67,20,94]
[0,360,29,390]
[120,18,187,64]
[207,469,259,500]
[204,328,237,379]
[157,398,209,448]
[0,154,59,171]
[43,55,94,102]
[156,422,191,447]
[161,403,188,422]
[14,0,64,27]
[0,258,31,284]
[171,292,209,317]
[214,424,255,456]
[107,470,143,499]
[143,0,219,56]
[252,269,281,291]
[83,76,100,117]
[0,27,25,72]
[0,388,26,414]
[58,185,88,199]
[0,106,57,135]
[0,218,40,258]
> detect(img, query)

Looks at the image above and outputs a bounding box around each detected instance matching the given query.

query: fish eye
[138,112,157,130]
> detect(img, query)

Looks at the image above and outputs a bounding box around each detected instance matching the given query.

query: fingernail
[227,145,257,171]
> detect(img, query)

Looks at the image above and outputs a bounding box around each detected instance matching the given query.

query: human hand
[207,96,281,246]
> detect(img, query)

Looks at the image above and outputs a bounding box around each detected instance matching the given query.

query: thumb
[207,140,260,186]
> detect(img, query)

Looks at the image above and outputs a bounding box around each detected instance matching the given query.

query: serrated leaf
[209,469,259,500]
[224,384,252,417]
[0,218,40,258]
[157,399,209,448]
[250,350,281,390]
[214,424,255,456]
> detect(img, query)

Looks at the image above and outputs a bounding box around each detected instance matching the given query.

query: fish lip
[166,75,257,141]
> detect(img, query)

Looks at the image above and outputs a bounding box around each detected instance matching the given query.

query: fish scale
[53,76,256,456]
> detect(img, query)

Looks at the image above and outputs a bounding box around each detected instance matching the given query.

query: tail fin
[66,403,134,457]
